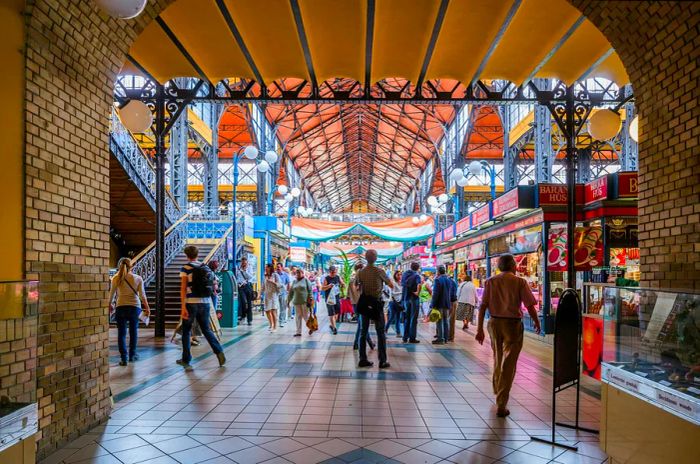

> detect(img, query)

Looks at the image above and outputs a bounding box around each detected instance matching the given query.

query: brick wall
[15,0,700,459]
[571,0,700,289]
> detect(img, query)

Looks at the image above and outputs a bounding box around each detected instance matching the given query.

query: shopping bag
[429,308,442,322]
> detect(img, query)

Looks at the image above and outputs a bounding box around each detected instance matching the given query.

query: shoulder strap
[123,275,139,297]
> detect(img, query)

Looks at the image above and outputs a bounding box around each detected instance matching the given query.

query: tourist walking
[321,265,343,335]
[109,257,151,366]
[386,270,403,338]
[401,262,422,343]
[288,268,313,337]
[349,263,375,350]
[356,249,394,369]
[276,263,291,327]
[430,266,457,345]
[177,245,226,370]
[236,257,254,326]
[263,263,282,332]
[476,254,540,417]
[457,273,478,331]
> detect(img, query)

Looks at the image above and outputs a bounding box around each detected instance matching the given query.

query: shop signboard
[434,230,444,245]
[455,216,470,235]
[420,256,436,269]
[455,247,467,262]
[442,225,455,242]
[438,252,454,265]
[467,242,486,260]
[426,237,434,249]
[472,204,491,227]
[616,171,638,198]
[585,175,613,204]
[537,183,585,206]
[547,225,604,271]
[492,186,536,219]
[289,246,307,263]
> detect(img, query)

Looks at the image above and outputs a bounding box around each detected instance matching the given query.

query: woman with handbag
[289,268,314,337]
[263,263,281,332]
[108,257,151,366]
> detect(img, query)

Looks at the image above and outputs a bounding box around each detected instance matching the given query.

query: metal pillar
[230,153,241,271]
[577,147,592,183]
[170,102,188,210]
[563,86,578,289]
[620,85,638,171]
[204,103,222,217]
[154,85,167,338]
[534,104,553,183]
[500,106,518,190]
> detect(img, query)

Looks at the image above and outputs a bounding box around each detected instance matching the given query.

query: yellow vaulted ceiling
[124,0,629,87]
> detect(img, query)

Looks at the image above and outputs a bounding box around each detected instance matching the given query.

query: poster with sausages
[547,225,603,271]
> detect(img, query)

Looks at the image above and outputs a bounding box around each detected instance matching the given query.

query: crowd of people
[108,245,541,417]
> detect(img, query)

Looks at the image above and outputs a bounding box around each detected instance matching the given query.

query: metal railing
[203,226,233,269]
[131,215,189,286]
[110,110,182,225]
[187,220,233,240]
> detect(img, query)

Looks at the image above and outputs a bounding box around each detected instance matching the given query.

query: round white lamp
[438,193,449,204]
[96,0,147,19]
[468,160,483,177]
[412,217,419,224]
[277,185,288,195]
[588,109,622,141]
[629,115,639,142]
[291,187,301,198]
[449,169,464,182]
[427,195,438,207]
[119,100,152,133]
[297,206,306,216]
[243,146,259,160]
[419,214,428,222]
[456,176,469,187]
[284,193,294,203]
[264,150,279,164]
[256,160,270,173]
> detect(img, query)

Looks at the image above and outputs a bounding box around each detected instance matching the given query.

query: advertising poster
[582,316,604,380]
[546,225,603,271]
[467,242,486,260]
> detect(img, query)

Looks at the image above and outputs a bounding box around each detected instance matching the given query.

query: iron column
[154,85,166,338]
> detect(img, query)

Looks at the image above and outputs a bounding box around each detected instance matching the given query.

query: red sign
[538,184,585,206]
[420,256,436,269]
[456,216,470,235]
[472,204,491,227]
[492,188,519,218]
[617,172,638,198]
[582,316,603,380]
[434,231,444,245]
[547,225,604,271]
[585,176,610,204]
[426,238,433,249]
[439,211,544,254]
[442,226,455,242]
[467,242,486,260]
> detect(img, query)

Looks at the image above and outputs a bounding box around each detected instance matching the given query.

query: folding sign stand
[530,289,598,451]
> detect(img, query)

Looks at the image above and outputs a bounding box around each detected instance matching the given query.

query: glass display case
[600,286,700,425]
[0,281,39,453]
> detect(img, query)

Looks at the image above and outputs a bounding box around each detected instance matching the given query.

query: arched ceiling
[122,0,631,213]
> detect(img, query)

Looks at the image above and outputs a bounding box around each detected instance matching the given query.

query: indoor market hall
[1,1,699,464]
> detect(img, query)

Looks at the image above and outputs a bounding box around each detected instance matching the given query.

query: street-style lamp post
[467,160,497,200]
[230,145,263,271]
[427,193,459,221]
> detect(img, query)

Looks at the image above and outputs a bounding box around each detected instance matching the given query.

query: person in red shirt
[475,254,540,417]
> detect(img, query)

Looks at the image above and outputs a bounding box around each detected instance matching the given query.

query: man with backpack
[177,245,226,370]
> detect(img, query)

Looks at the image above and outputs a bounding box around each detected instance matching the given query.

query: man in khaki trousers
[475,254,540,417]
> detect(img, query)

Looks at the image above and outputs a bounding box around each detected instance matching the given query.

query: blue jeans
[359,309,387,364]
[387,300,403,335]
[354,314,373,348]
[181,303,223,364]
[403,297,420,342]
[116,306,140,361]
[278,293,288,324]
[436,307,450,343]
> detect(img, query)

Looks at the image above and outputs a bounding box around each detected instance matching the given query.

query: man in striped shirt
[177,245,226,370]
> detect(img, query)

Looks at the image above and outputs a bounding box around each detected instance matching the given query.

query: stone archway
[19,0,699,457]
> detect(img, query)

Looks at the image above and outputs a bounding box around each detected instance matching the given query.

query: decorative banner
[291,218,355,241]
[472,204,491,227]
[616,171,638,198]
[359,217,435,242]
[547,225,604,271]
[318,242,404,258]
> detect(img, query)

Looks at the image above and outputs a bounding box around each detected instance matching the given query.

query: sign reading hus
[538,184,585,206]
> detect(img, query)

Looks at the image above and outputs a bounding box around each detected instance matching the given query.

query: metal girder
[204,103,224,216]
[534,103,554,183]
[499,106,518,189]
[577,147,592,183]
[169,98,188,210]
[619,85,638,171]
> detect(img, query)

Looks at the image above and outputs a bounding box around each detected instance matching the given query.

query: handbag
[429,308,442,322]
[306,313,318,333]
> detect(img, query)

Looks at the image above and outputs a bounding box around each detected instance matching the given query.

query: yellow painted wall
[0,434,36,464]
[0,0,25,283]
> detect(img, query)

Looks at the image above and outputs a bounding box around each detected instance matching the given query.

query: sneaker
[379,362,391,369]
[176,359,193,371]
[358,360,374,368]
[191,339,200,346]
[331,327,338,335]
[294,333,302,337]
[409,339,420,344]
[216,352,226,367]
[118,360,127,366]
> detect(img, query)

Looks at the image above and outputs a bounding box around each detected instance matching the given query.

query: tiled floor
[42,306,606,464]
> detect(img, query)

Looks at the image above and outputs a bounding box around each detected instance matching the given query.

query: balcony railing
[110,110,182,225]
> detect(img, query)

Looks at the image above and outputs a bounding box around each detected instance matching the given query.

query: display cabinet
[0,281,39,455]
